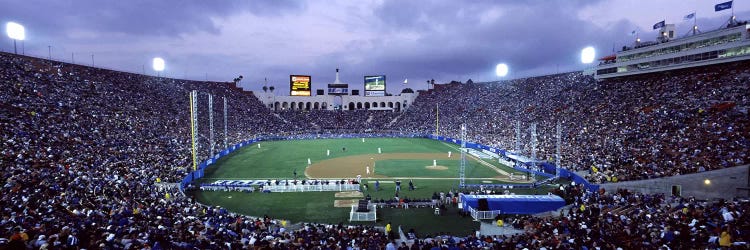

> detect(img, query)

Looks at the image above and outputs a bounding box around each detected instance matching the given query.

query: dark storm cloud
[304,0,616,87]
[1,0,305,37]
[305,0,748,89]
[3,0,748,94]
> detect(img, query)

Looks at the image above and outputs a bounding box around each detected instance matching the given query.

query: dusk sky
[2,0,748,94]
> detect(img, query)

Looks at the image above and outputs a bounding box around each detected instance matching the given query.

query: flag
[653,20,665,30]
[684,12,695,20]
[403,78,408,84]
[715,1,732,11]
[629,30,637,36]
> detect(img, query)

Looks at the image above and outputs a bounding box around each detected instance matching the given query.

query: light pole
[48,45,51,60]
[581,47,596,64]
[6,22,25,55]
[153,57,165,77]
[495,63,509,78]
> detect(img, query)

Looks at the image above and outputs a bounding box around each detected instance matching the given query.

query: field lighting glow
[152,57,165,71]
[581,46,595,64]
[495,63,509,77]
[6,22,25,40]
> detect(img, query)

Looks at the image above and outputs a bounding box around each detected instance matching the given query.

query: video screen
[364,75,385,96]
[327,85,348,95]
[290,75,311,96]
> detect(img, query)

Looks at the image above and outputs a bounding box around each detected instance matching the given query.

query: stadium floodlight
[152,57,165,76]
[495,63,509,77]
[6,22,25,54]
[581,46,595,64]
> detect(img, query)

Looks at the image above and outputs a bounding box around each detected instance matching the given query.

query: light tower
[580,47,596,64]
[189,90,199,170]
[530,123,537,180]
[495,63,508,77]
[514,121,521,153]
[223,96,228,149]
[6,22,25,55]
[208,94,215,156]
[555,122,562,178]
[459,123,467,188]
[153,57,165,77]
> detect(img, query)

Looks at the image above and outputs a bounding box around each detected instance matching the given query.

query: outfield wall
[427,135,600,192]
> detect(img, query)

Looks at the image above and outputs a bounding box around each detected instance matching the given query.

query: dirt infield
[333,199,359,208]
[425,165,449,170]
[334,191,363,198]
[306,153,451,178]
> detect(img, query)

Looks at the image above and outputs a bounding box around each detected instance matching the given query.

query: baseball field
[193,137,543,235]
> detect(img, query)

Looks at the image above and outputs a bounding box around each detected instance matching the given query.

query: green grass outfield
[194,137,543,235]
[201,137,524,180]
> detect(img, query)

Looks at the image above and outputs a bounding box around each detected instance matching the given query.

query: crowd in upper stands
[2,50,749,249]
[274,109,398,132]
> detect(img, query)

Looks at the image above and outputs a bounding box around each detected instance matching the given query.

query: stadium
[2,1,750,249]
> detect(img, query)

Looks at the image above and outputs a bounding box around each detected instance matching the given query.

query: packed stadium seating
[397,63,750,183]
[1,51,748,248]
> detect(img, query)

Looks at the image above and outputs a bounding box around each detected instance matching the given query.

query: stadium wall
[598,164,749,200]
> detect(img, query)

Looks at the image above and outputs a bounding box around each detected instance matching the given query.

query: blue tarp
[460,194,565,214]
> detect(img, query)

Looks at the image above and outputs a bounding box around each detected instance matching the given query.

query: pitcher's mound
[425,165,449,170]
[334,199,360,208]
[335,191,363,198]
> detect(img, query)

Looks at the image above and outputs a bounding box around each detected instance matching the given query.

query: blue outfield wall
[428,135,599,192]
[181,134,599,193]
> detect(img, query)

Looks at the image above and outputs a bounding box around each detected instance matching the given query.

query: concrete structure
[255,89,418,112]
[599,165,749,200]
[254,69,418,111]
[594,22,750,79]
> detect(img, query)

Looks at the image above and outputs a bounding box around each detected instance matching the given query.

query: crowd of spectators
[395,62,750,183]
[274,110,398,132]
[0,52,355,249]
[2,50,750,249]
[489,184,750,249]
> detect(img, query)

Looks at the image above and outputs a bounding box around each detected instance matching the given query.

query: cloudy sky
[2,0,748,93]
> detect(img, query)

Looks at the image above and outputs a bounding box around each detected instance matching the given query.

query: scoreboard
[290,75,311,96]
[364,75,386,96]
